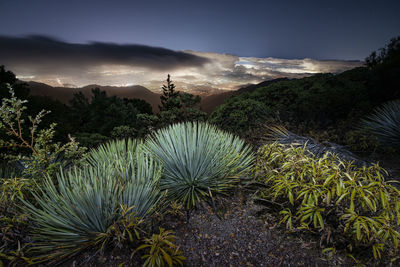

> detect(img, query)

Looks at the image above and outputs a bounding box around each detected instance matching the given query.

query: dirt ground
[167,191,331,267]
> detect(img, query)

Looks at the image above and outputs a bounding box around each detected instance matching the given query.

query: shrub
[0,172,33,267]
[145,122,254,209]
[111,125,138,140]
[136,227,185,267]
[23,139,162,260]
[74,132,109,148]
[209,98,270,136]
[0,86,86,179]
[253,143,400,260]
[362,100,400,151]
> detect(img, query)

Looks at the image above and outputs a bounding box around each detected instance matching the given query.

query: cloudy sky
[0,0,398,92]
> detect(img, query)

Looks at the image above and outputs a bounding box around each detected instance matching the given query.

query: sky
[0,0,399,91]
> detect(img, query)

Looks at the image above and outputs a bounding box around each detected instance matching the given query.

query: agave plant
[362,100,400,150]
[23,139,162,260]
[145,122,254,209]
[85,138,139,169]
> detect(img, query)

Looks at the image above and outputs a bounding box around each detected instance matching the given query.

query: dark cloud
[0,35,209,74]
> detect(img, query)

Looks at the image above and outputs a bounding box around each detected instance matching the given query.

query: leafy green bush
[111,125,138,139]
[253,143,400,260]
[0,177,32,204]
[145,122,254,209]
[0,86,86,179]
[23,139,162,260]
[362,100,400,151]
[209,98,270,135]
[0,174,33,267]
[74,132,109,148]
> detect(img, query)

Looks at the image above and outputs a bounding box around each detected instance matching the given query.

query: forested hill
[209,60,399,137]
[26,81,162,112]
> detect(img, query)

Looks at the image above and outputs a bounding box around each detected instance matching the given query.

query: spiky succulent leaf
[145,122,254,209]
[362,100,400,150]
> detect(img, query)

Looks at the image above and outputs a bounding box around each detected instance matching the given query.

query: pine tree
[159,74,181,112]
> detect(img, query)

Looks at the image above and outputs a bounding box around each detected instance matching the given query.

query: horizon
[3,35,363,92]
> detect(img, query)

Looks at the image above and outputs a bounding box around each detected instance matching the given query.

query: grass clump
[145,122,254,209]
[253,143,400,260]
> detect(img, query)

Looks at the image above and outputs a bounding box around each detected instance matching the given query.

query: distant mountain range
[26,81,162,112]
[25,78,290,114]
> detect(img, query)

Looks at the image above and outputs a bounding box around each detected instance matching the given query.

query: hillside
[200,91,236,114]
[200,78,295,114]
[26,81,240,114]
[24,76,348,116]
[26,81,162,112]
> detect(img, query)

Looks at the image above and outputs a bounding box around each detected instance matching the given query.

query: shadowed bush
[23,139,162,260]
[145,122,254,209]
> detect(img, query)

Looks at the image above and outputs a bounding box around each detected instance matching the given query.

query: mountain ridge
[24,78,290,114]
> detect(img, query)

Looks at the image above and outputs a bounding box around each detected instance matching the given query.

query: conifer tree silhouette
[159,74,181,112]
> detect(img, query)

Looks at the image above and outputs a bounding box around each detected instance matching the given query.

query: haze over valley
[2,35,362,95]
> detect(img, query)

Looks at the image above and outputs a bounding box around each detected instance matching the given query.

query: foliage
[111,125,138,140]
[362,100,400,151]
[253,143,400,260]
[159,74,181,112]
[166,200,185,218]
[74,132,109,148]
[136,227,185,267]
[0,65,29,100]
[0,86,86,179]
[343,128,381,154]
[0,177,33,204]
[177,92,207,122]
[23,139,162,260]
[157,75,207,127]
[1,66,73,144]
[96,204,145,251]
[270,112,392,156]
[209,98,270,135]
[366,36,400,68]
[0,241,33,267]
[69,88,153,141]
[145,122,254,209]
[0,175,33,267]
[363,36,400,104]
[306,124,381,155]
[0,163,21,179]
[137,113,160,133]
[209,69,374,136]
